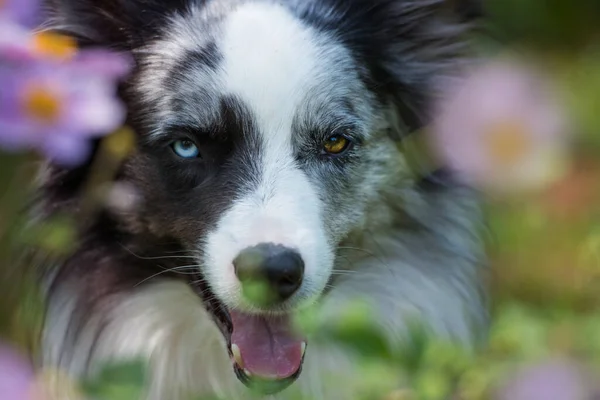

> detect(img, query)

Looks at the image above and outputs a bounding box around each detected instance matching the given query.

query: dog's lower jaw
[42,231,485,400]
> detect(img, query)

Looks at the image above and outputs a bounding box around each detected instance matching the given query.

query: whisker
[163,250,200,255]
[330,269,357,276]
[331,271,354,276]
[166,264,202,273]
[337,246,378,257]
[119,243,197,261]
[334,254,359,271]
[190,283,218,301]
[337,244,392,272]
[134,264,201,287]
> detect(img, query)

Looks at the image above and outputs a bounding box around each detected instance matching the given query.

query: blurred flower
[101,126,137,161]
[30,32,78,61]
[0,15,77,62]
[30,368,83,400]
[0,342,34,399]
[495,360,592,400]
[0,343,84,400]
[104,181,141,214]
[0,51,130,166]
[430,58,571,196]
[0,0,131,166]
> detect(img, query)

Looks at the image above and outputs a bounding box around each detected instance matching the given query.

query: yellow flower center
[22,85,63,123]
[484,121,532,166]
[31,32,77,61]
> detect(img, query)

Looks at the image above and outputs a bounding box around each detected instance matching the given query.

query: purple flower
[496,361,591,400]
[0,343,34,400]
[0,0,132,166]
[0,48,131,166]
[0,0,41,29]
[0,23,79,64]
[429,58,570,196]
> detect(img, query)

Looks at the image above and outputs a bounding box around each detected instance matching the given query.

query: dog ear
[374,0,481,135]
[44,0,192,49]
[307,0,481,136]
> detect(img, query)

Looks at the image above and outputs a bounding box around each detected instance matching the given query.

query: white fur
[203,3,345,311]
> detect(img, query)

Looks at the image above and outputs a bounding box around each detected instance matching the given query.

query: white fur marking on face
[202,3,339,310]
[220,2,322,128]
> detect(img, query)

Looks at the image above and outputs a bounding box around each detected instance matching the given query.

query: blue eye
[172,139,200,158]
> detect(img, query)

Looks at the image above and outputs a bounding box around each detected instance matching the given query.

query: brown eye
[323,135,351,155]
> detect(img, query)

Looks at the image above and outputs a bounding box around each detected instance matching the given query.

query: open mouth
[192,276,307,394]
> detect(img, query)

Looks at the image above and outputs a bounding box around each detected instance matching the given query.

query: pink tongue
[230,311,304,379]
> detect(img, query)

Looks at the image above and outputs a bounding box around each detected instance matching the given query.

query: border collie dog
[38,0,486,398]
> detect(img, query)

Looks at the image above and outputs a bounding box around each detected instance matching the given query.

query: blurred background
[1,0,600,399]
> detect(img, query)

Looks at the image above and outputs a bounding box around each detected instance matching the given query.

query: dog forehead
[216,2,354,139]
[143,1,367,142]
[219,3,320,120]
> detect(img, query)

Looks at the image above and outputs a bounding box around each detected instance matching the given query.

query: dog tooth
[301,342,307,357]
[244,368,252,377]
[231,344,244,368]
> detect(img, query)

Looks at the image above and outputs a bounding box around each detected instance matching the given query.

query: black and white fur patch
[37,1,487,399]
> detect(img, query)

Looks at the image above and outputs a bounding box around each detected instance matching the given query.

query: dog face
[132,2,385,312]
[45,0,475,392]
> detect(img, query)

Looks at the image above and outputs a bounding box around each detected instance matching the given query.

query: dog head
[44,0,478,392]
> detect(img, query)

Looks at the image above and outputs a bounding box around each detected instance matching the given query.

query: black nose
[233,243,304,305]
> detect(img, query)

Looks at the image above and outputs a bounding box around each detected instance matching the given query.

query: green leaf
[85,384,145,400]
[81,359,147,400]
[413,369,452,400]
[321,301,393,362]
[394,320,431,374]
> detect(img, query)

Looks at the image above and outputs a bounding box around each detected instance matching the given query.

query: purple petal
[0,0,41,29]
[69,98,127,136]
[0,65,23,115]
[71,49,133,79]
[429,58,568,193]
[0,343,34,400]
[0,35,129,162]
[0,20,37,62]
[497,361,590,400]
[0,121,37,151]
[0,66,39,150]
[42,133,93,167]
